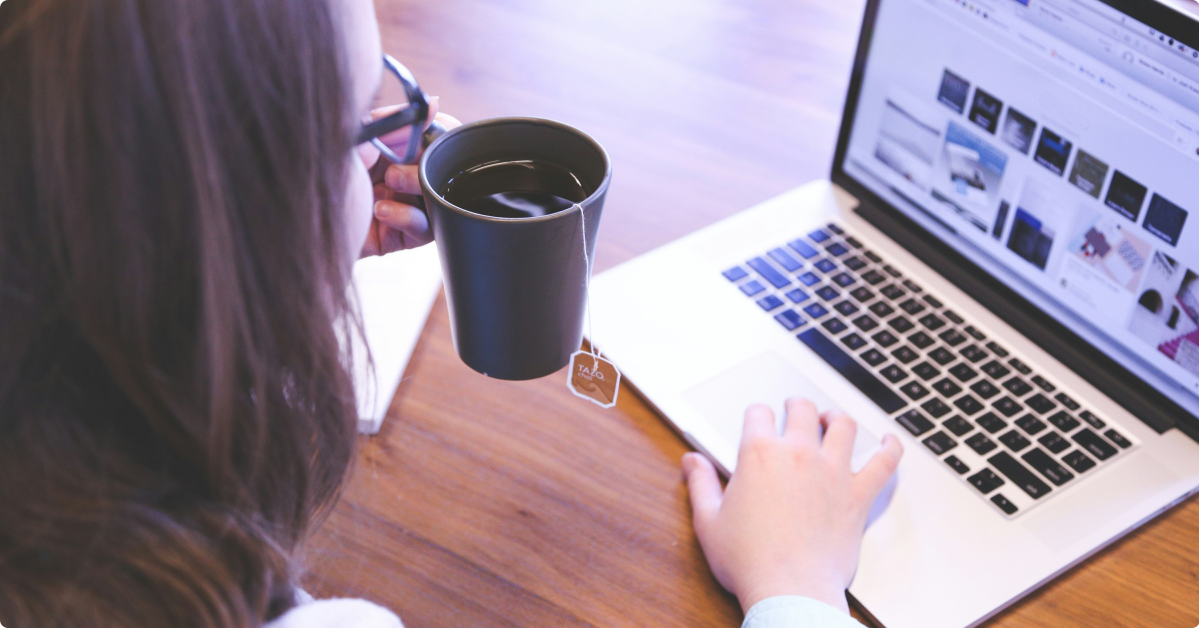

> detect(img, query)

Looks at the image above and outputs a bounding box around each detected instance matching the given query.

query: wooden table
[305,0,1199,625]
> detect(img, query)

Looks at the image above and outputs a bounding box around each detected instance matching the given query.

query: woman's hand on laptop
[681,398,903,615]
[361,99,462,256]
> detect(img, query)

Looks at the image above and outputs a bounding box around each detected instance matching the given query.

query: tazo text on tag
[567,350,621,408]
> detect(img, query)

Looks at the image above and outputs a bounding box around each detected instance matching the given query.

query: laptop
[589,0,1199,625]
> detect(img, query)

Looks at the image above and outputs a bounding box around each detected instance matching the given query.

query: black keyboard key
[822,318,849,334]
[900,298,926,315]
[900,381,930,400]
[988,452,1051,499]
[1021,448,1074,486]
[844,256,867,271]
[922,398,952,419]
[1038,431,1070,454]
[767,248,803,272]
[834,301,860,316]
[864,250,883,263]
[928,347,956,365]
[1071,428,1118,460]
[785,288,811,304]
[1105,429,1132,449]
[845,236,864,249]
[966,433,998,455]
[896,409,934,436]
[953,395,985,416]
[959,344,988,363]
[880,364,909,383]
[861,348,888,366]
[991,493,1018,514]
[880,284,906,300]
[871,330,899,348]
[923,295,944,309]
[814,259,837,273]
[788,239,820,259]
[985,341,1009,357]
[943,310,965,325]
[945,454,970,474]
[981,360,1011,379]
[797,329,908,414]
[968,468,1004,494]
[1063,450,1097,473]
[862,269,887,285]
[740,280,766,296]
[1025,394,1056,414]
[850,286,875,302]
[1015,414,1046,435]
[798,271,822,286]
[919,314,946,331]
[803,303,829,319]
[869,301,895,317]
[1030,375,1056,393]
[932,378,963,397]
[923,431,957,454]
[1055,393,1081,411]
[832,272,856,287]
[889,316,915,333]
[808,228,831,243]
[903,279,924,293]
[970,380,999,399]
[948,363,978,382]
[774,310,806,331]
[938,329,966,346]
[977,412,1008,434]
[723,266,749,281]
[992,396,1023,417]
[912,362,940,381]
[757,295,784,311]
[882,264,902,278]
[816,286,840,301]
[908,331,935,349]
[826,223,845,235]
[826,242,850,257]
[943,416,974,436]
[1002,377,1033,397]
[1008,358,1033,375]
[1000,429,1032,451]
[852,315,879,331]
[891,346,919,364]
[841,333,868,351]
[964,325,987,341]
[1079,410,1105,429]
[1047,411,1080,432]
[748,257,791,288]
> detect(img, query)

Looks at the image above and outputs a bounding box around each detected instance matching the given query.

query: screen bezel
[829,0,1199,438]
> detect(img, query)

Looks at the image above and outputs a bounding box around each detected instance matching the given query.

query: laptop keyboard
[722,222,1139,518]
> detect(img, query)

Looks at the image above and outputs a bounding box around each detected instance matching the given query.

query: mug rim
[418,116,612,223]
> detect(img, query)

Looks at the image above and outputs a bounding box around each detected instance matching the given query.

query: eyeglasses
[356,55,430,165]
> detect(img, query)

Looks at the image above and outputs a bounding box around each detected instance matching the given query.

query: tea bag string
[576,203,599,370]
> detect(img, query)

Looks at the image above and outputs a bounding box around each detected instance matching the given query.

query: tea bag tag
[567,350,621,408]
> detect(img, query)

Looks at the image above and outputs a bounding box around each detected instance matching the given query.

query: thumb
[682,453,723,534]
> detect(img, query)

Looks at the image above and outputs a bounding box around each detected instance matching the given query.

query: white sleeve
[741,596,867,628]
[265,598,403,628]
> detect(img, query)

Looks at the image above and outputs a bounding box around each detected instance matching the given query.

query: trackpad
[684,352,881,472]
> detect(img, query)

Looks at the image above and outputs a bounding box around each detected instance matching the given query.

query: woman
[0,0,902,626]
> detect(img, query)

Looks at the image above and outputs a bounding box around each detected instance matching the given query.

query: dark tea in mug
[441,159,591,219]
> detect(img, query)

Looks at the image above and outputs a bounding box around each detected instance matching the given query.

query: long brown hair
[0,0,360,625]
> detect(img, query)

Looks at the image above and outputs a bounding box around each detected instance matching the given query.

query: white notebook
[346,245,443,434]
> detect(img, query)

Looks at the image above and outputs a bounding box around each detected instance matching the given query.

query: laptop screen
[839,0,1199,418]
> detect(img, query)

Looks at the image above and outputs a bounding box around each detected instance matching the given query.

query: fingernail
[374,201,392,218]
[681,453,698,474]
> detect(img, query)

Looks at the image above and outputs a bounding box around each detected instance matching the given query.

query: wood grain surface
[303,0,1199,625]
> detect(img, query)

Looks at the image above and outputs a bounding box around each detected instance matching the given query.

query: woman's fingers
[854,433,903,501]
[781,398,821,448]
[384,164,421,196]
[821,411,858,461]
[372,200,432,251]
[740,404,777,448]
[682,453,724,535]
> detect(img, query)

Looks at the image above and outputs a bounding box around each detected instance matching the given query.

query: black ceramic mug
[419,118,611,381]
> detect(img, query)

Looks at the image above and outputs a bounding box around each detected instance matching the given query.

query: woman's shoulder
[266,597,403,628]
